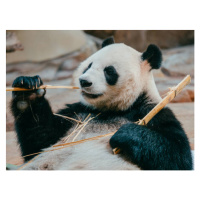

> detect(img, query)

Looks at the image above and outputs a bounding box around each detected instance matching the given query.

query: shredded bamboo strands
[53,113,83,124]
[113,75,191,154]
[6,85,79,91]
[21,75,191,161]
[21,113,101,159]
[61,113,97,143]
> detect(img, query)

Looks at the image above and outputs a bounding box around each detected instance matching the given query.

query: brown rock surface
[6,36,97,85]
[6,30,87,63]
[6,31,24,53]
[85,30,194,51]
[6,131,23,166]
[161,45,194,78]
[154,74,194,103]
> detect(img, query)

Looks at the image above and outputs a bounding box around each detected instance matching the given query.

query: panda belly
[22,116,140,170]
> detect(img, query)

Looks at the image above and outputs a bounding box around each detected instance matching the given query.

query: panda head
[76,37,162,111]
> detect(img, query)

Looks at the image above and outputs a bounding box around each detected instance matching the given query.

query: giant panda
[11,37,193,170]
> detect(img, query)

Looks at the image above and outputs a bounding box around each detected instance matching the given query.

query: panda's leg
[109,123,192,170]
[11,76,73,161]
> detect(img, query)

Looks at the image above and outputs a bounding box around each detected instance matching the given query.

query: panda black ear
[102,37,115,48]
[141,44,162,70]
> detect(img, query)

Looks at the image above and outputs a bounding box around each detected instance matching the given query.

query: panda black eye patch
[104,66,119,85]
[83,62,92,74]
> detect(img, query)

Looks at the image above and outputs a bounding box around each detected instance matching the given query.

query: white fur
[75,43,161,111]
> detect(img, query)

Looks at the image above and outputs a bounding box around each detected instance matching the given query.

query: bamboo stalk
[112,75,191,154]
[137,75,191,126]
[53,131,116,148]
[23,132,115,158]
[6,85,79,91]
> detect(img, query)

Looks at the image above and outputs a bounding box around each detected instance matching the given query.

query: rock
[152,45,194,103]
[154,75,194,103]
[6,35,97,85]
[6,62,45,74]
[86,34,103,49]
[114,30,147,51]
[59,59,80,71]
[161,45,194,78]
[85,30,115,39]
[6,30,88,63]
[6,131,24,166]
[55,71,74,80]
[6,31,24,53]
[85,30,194,51]
[38,65,59,82]
[145,30,194,49]
[6,71,20,86]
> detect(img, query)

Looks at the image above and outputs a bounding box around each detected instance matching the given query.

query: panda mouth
[82,91,103,99]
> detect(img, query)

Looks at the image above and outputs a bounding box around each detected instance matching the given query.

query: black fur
[11,76,74,161]
[142,44,162,70]
[102,37,115,48]
[83,62,92,74]
[11,76,193,170]
[104,66,119,85]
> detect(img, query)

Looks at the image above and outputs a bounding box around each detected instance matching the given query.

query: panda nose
[79,79,92,88]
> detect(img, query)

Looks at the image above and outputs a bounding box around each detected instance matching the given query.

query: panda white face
[76,39,162,111]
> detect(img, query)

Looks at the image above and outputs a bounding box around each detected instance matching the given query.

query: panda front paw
[12,75,43,89]
[109,123,138,150]
[12,75,46,110]
[12,75,45,99]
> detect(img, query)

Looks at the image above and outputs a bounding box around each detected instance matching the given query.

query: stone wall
[85,30,194,51]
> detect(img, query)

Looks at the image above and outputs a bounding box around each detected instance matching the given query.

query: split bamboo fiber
[6,85,79,91]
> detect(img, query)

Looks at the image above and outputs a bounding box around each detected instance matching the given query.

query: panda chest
[50,114,140,170]
[62,114,132,142]
[35,114,140,170]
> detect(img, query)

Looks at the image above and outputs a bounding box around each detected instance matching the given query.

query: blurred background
[6,30,194,166]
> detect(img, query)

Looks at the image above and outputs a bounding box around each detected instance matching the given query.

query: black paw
[12,75,43,89]
[109,123,138,149]
[12,75,45,100]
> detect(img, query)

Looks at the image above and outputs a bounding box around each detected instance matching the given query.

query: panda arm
[10,76,75,161]
[110,108,193,170]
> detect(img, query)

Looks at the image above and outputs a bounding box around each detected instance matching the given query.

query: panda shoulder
[149,106,183,131]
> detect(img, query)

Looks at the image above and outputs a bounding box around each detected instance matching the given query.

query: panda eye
[104,66,119,85]
[83,62,92,74]
[104,66,116,75]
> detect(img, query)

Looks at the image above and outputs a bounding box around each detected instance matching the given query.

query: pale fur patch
[22,114,140,170]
